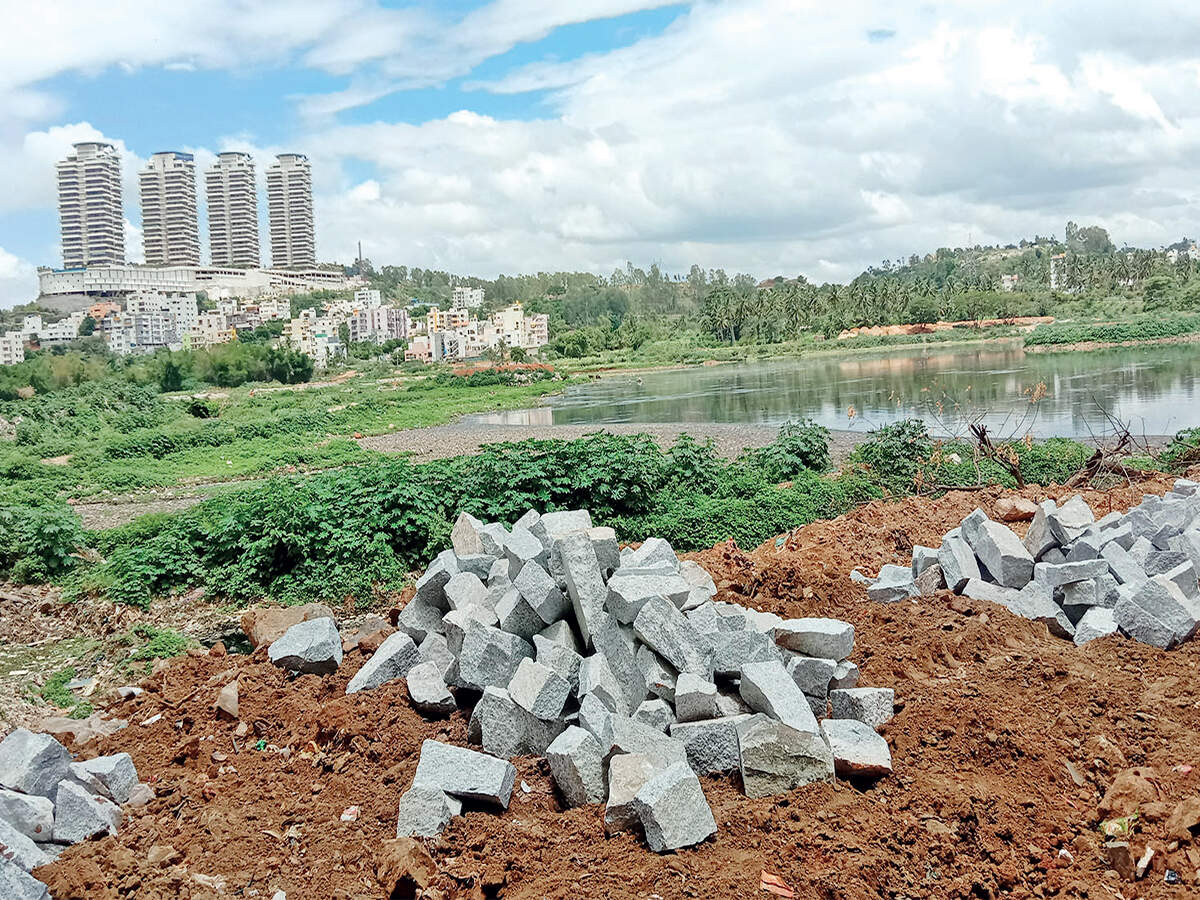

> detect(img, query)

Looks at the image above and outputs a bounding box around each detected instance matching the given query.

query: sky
[2,0,1199,307]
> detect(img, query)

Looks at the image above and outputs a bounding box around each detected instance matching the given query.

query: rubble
[267,618,343,675]
[630,761,717,852]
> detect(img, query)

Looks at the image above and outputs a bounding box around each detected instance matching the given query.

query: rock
[633,698,675,733]
[674,673,721,723]
[406,661,456,715]
[631,761,716,852]
[413,553,456,610]
[1164,560,1199,600]
[967,519,1034,588]
[849,569,875,586]
[591,614,648,713]
[456,622,534,690]
[505,526,548,576]
[443,572,487,612]
[0,817,55,872]
[537,509,594,544]
[820,718,893,777]
[785,655,836,698]
[417,632,455,677]
[589,526,622,573]
[668,715,752,775]
[1104,841,1135,880]
[341,616,392,653]
[829,688,894,730]
[911,545,940,576]
[605,753,658,834]
[494,587,544,640]
[679,560,718,602]
[0,729,71,799]
[632,595,714,677]
[1065,529,1102,561]
[773,618,854,660]
[0,789,54,842]
[53,780,122,844]
[962,578,1020,606]
[441,605,497,656]
[240,603,335,648]
[1101,541,1146,586]
[214,680,238,720]
[559,531,608,648]
[1023,500,1059,560]
[395,785,462,837]
[710,630,780,678]
[468,687,527,758]
[533,634,582,691]
[0,854,51,899]
[395,598,445,644]
[268,618,344,676]
[607,573,693,623]
[538,619,581,651]
[1144,550,1189,578]
[738,660,819,734]
[578,654,630,716]
[915,563,946,596]
[604,717,689,768]
[1034,559,1110,587]
[1006,582,1076,639]
[830,659,860,690]
[126,783,154,807]
[72,753,138,804]
[376,836,440,899]
[867,564,919,603]
[513,561,568,625]
[737,715,835,798]
[578,692,616,748]
[412,740,517,809]
[636,645,678,702]
[508,658,570,720]
[1114,576,1199,649]
[1060,579,1099,620]
[545,727,607,807]
[1074,607,1118,645]
[345,631,419,693]
[1047,495,1095,545]
[995,496,1038,522]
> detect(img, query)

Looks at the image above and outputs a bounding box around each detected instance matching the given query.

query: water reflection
[468,343,1200,437]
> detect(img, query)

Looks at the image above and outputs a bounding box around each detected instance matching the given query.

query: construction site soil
[32,475,1200,899]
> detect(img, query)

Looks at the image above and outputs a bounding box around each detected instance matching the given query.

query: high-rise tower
[205,152,260,267]
[57,142,125,268]
[266,153,315,268]
[140,151,199,266]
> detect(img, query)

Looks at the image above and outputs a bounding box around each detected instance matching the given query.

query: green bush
[737,420,831,481]
[1025,315,1200,347]
[0,502,84,583]
[852,420,933,490]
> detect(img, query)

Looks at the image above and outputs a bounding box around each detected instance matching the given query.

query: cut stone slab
[468,687,527,758]
[1101,541,1147,586]
[396,598,445,644]
[591,614,649,712]
[1115,576,1199,649]
[1006,582,1076,639]
[939,533,982,592]
[1048,495,1095,545]
[1074,607,1119,646]
[1164,561,1198,600]
[455,554,496,581]
[578,654,630,716]
[417,632,455,677]
[0,789,54,842]
[604,717,689,769]
[669,715,752,775]
[456,622,534,691]
[414,554,456,610]
[508,658,570,720]
[505,526,548,576]
[711,629,781,678]
[0,852,51,898]
[545,727,607,807]
[444,572,488,611]
[915,563,946,596]
[1060,579,1099,620]
[679,560,717,602]
[578,692,616,749]
[830,660,860,690]
[53,780,122,845]
[968,520,1034,588]
[586,526,621,573]
[607,573,693,623]
[346,631,419,694]
[738,660,819,735]
[538,619,581,651]
[773,618,854,660]
[533,634,582,691]
[631,761,716,852]
[1145,551,1189,578]
[412,739,517,809]
[633,698,674,733]
[829,688,895,730]
[605,753,658,834]
[674,673,721,723]
[395,784,462,838]
[538,509,594,542]
[785,655,836,698]
[0,816,56,872]
[633,595,714,677]
[911,545,940,577]
[820,718,893,778]
[494,587,544,641]
[268,618,344,676]
[1065,529,1102,561]
[73,753,138,804]
[0,729,71,799]
[1034,559,1109,587]
[1023,500,1059,560]
[737,715,835,798]
[406,661,456,715]
[559,531,608,648]
[636,645,678,702]
[451,512,488,556]
[867,564,919,603]
[513,561,568,625]
[625,537,679,572]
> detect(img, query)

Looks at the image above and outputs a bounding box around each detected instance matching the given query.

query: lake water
[470,341,1200,438]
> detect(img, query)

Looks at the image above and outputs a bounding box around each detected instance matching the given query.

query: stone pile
[267,509,896,853]
[0,728,152,899]
[858,480,1200,649]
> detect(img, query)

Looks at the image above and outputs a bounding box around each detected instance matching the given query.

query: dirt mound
[36,476,1200,899]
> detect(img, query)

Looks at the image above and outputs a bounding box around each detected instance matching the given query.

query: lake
[469,341,1200,438]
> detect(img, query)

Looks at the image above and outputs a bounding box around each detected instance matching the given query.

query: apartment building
[354,288,382,308]
[427,307,470,332]
[0,333,25,366]
[57,142,125,268]
[125,291,199,332]
[206,152,260,267]
[452,286,485,308]
[39,311,89,344]
[190,312,234,348]
[140,152,200,266]
[347,306,410,344]
[283,308,342,367]
[266,153,315,268]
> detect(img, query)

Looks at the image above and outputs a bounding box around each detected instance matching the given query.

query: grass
[1025,314,1200,348]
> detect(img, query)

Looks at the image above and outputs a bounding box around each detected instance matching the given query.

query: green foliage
[127,624,193,660]
[852,420,934,491]
[1025,315,1200,347]
[1161,427,1200,470]
[36,667,93,718]
[738,420,831,481]
[0,501,84,583]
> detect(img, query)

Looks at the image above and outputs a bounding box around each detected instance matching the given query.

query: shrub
[737,420,831,481]
[852,419,933,490]
[0,502,84,583]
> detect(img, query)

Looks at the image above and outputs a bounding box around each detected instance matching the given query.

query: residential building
[21,315,44,337]
[38,263,358,302]
[190,312,234,348]
[347,306,410,344]
[140,151,200,266]
[428,307,470,332]
[0,333,25,366]
[999,273,1020,292]
[354,288,382,308]
[452,286,485,308]
[88,301,121,322]
[57,142,125,268]
[283,308,342,367]
[404,335,432,362]
[206,152,260,267]
[266,153,315,268]
[126,291,199,332]
[100,317,136,356]
[39,311,89,344]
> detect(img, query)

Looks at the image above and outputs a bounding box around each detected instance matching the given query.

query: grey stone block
[559,531,607,648]
[911,545,939,577]
[505,526,548,576]
[414,553,456,610]
[959,508,990,548]
[457,621,534,690]
[1101,541,1146,586]
[669,715,753,775]
[488,556,511,585]
[850,569,875,586]
[633,698,675,733]
[539,509,594,541]
[589,526,622,573]
[0,729,71,799]
[1023,500,1059,560]
[1130,535,1154,564]
[1035,559,1109,587]
[0,851,51,898]
[738,660,819,734]
[513,561,568,625]
[592,614,648,712]
[737,715,835,798]
[785,655,836,698]
[534,634,582,690]
[1006,582,1076,639]
[455,553,496,580]
[578,653,629,715]
[345,631,418,694]
[679,560,717,602]
[962,579,1019,606]
[537,619,580,651]
[268,618,343,676]
[53,780,121,845]
[509,658,570,720]
[396,597,446,644]
[1060,579,1099,621]
[939,532,982,592]
[1115,576,1199,648]
[444,572,488,611]
[1048,495,1095,545]
[636,645,678,702]
[1145,550,1188,578]
[1096,572,1121,609]
[417,632,455,677]
[1074,607,1118,646]
[686,602,724,635]
[545,727,607,807]
[674,673,721,723]
[395,784,461,837]
[469,687,527,758]
[413,739,516,809]
[605,753,657,834]
[1098,522,1135,551]
[773,618,854,660]
[0,789,53,843]
[867,564,919,603]
[633,595,714,677]
[820,718,893,777]
[830,659,860,690]
[1041,547,1067,565]
[632,761,716,852]
[494,587,544,640]
[1175,478,1200,497]
[711,629,781,679]
[0,817,55,873]
[968,520,1034,588]
[407,660,456,715]
[829,687,894,729]
[442,604,499,656]
[604,716,689,769]
[625,537,679,572]
[744,607,784,634]
[72,753,138,804]
[578,691,616,748]
[1065,528,1102,561]
[607,573,693,623]
[451,511,488,556]
[915,563,946,596]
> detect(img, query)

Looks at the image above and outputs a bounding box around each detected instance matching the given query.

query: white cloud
[0,246,38,308]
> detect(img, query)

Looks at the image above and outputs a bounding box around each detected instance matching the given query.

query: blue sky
[1,1,1198,306]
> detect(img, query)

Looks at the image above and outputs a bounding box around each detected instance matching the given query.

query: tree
[78,315,96,337]
[158,354,185,392]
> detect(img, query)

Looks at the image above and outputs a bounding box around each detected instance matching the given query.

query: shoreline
[1024,331,1200,353]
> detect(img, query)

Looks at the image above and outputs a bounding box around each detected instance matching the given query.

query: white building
[284,308,342,367]
[126,292,199,331]
[57,142,125,268]
[140,151,200,266]
[190,312,233,348]
[37,263,359,302]
[0,333,24,366]
[266,153,315,268]
[354,288,382,308]
[39,311,89,344]
[452,286,485,308]
[21,315,44,337]
[347,306,410,344]
[206,152,260,267]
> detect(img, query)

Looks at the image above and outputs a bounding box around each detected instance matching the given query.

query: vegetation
[1024,314,1200,347]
